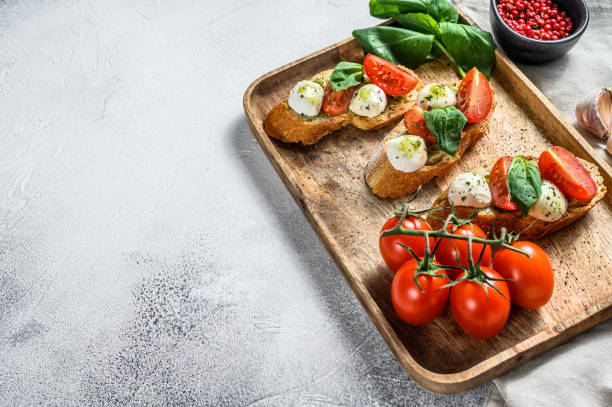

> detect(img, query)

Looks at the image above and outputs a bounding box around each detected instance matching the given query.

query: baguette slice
[263,68,422,145]
[365,86,496,198]
[429,156,607,240]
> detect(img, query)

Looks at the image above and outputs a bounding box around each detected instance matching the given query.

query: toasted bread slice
[429,156,607,240]
[364,87,497,198]
[263,68,422,145]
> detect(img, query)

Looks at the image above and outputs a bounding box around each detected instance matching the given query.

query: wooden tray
[243,10,612,394]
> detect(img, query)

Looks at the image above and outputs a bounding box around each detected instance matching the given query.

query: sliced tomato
[403,106,436,143]
[363,54,419,97]
[456,67,492,123]
[489,156,519,211]
[538,146,597,201]
[322,83,355,115]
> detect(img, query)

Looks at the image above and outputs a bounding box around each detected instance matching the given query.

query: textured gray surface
[0,0,490,406]
[1,0,608,405]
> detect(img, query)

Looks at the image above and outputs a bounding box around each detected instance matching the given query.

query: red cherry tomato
[456,67,492,123]
[379,215,434,272]
[450,267,511,340]
[403,106,437,143]
[363,54,419,97]
[435,224,492,279]
[322,82,356,115]
[538,146,597,201]
[391,259,450,325]
[493,241,554,309]
[489,155,519,211]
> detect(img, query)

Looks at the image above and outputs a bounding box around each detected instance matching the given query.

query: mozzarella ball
[349,84,387,118]
[529,180,568,222]
[417,83,457,110]
[288,80,324,117]
[385,134,428,173]
[448,171,492,208]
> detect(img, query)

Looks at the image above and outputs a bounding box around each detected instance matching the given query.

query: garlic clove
[575,87,611,139]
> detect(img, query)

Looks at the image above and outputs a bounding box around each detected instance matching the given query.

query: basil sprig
[357,0,496,78]
[507,157,543,216]
[423,106,467,156]
[329,62,364,91]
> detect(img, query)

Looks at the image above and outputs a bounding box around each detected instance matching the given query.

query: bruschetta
[429,147,607,240]
[264,54,422,145]
[365,68,495,199]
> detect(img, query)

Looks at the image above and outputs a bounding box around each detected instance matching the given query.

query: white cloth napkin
[453,1,612,406]
[484,319,612,406]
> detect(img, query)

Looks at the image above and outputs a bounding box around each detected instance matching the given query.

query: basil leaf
[423,106,467,156]
[438,22,496,78]
[329,62,363,91]
[352,26,434,69]
[426,42,444,60]
[369,0,429,18]
[370,0,458,23]
[395,13,440,36]
[507,157,543,216]
[427,0,458,23]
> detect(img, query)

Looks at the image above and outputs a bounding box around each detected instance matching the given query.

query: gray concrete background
[0,0,608,406]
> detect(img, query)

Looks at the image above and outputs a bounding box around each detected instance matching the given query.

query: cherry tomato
[493,241,554,309]
[404,106,437,143]
[435,224,492,279]
[489,155,519,211]
[450,267,511,340]
[538,146,597,201]
[322,83,355,115]
[391,259,450,325]
[456,67,493,123]
[380,215,434,272]
[363,54,419,97]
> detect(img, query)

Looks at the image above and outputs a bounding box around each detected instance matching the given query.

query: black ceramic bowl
[489,0,589,63]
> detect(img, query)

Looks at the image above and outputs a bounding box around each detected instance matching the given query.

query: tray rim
[242,7,612,394]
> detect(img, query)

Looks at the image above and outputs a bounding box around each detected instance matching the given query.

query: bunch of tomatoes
[380,211,554,340]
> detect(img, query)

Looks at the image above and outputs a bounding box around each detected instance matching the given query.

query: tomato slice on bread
[403,106,436,143]
[363,54,419,97]
[538,146,597,201]
[489,156,519,210]
[456,67,492,123]
[322,83,355,115]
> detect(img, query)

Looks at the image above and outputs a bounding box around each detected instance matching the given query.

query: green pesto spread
[358,86,373,101]
[399,136,422,158]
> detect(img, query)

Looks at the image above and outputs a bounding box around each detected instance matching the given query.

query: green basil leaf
[426,42,444,60]
[395,13,440,36]
[427,0,458,23]
[370,0,458,23]
[329,62,364,91]
[507,157,543,216]
[423,106,467,156]
[369,0,429,18]
[438,22,496,78]
[352,26,434,69]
